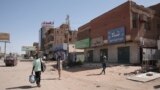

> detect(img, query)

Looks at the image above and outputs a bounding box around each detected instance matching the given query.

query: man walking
[57,55,62,80]
[100,55,107,75]
[32,54,42,87]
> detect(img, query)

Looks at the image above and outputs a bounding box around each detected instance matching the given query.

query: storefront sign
[108,27,125,44]
[22,46,36,51]
[91,37,103,47]
[41,21,54,27]
[75,38,90,49]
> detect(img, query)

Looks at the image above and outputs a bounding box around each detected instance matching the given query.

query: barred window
[132,12,138,29]
[144,17,151,31]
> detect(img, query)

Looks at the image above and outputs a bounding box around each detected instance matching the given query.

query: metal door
[87,50,93,62]
[118,46,130,64]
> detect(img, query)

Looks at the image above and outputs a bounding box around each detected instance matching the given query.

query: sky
[0,0,159,54]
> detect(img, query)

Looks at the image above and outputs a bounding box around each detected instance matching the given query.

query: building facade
[44,23,78,60]
[39,21,54,52]
[76,1,160,64]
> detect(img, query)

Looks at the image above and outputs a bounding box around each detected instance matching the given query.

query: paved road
[0,59,160,90]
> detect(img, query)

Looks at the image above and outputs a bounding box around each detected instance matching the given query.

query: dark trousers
[101,68,106,75]
[35,71,41,85]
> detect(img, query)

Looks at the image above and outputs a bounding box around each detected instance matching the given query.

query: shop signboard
[91,37,103,47]
[108,27,125,44]
[22,46,36,51]
[75,38,90,49]
[41,21,54,27]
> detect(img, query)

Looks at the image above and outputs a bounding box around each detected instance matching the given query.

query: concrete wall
[108,42,140,64]
[93,48,100,62]
[108,45,118,63]
[130,43,140,64]
[84,42,140,64]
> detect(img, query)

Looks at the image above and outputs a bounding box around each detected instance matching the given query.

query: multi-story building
[44,23,78,60]
[76,1,160,64]
[39,21,54,52]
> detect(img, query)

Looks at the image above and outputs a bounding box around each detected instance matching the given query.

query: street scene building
[76,1,160,64]
[1,1,160,90]
[40,16,83,61]
[39,21,54,52]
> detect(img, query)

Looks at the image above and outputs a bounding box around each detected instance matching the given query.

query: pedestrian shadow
[154,85,160,89]
[41,78,58,80]
[86,73,101,76]
[6,85,36,90]
[0,65,6,67]
[64,66,101,72]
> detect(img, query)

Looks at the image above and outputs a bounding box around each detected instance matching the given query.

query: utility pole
[66,15,70,61]
[4,41,6,58]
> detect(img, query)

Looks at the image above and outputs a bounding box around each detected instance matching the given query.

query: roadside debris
[127,72,160,82]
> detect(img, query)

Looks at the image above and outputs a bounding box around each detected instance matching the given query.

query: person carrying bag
[41,57,46,72]
[31,54,42,87]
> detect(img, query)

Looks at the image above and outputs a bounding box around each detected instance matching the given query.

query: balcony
[45,28,54,36]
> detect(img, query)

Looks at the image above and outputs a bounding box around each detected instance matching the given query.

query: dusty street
[0,59,160,90]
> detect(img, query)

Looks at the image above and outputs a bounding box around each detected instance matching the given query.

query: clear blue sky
[0,0,159,54]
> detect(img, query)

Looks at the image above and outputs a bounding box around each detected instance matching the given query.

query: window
[132,12,138,29]
[144,22,150,30]
[157,24,160,29]
[60,38,62,43]
[144,17,151,31]
[64,34,67,38]
[69,38,72,42]
[51,36,54,41]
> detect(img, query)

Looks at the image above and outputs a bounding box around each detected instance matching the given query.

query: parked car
[4,55,18,66]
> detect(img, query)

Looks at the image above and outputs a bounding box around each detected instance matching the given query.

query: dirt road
[0,59,159,90]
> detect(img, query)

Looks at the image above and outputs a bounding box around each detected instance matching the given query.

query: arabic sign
[21,46,36,51]
[41,21,54,27]
[108,27,125,44]
[91,37,103,47]
[0,33,10,41]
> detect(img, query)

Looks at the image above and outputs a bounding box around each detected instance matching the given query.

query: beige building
[44,23,78,60]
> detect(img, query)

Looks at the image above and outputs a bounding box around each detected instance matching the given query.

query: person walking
[57,53,63,80]
[100,55,107,75]
[32,54,42,87]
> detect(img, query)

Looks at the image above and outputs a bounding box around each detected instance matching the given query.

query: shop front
[75,38,90,62]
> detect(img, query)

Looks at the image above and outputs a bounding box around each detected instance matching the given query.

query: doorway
[118,46,130,64]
